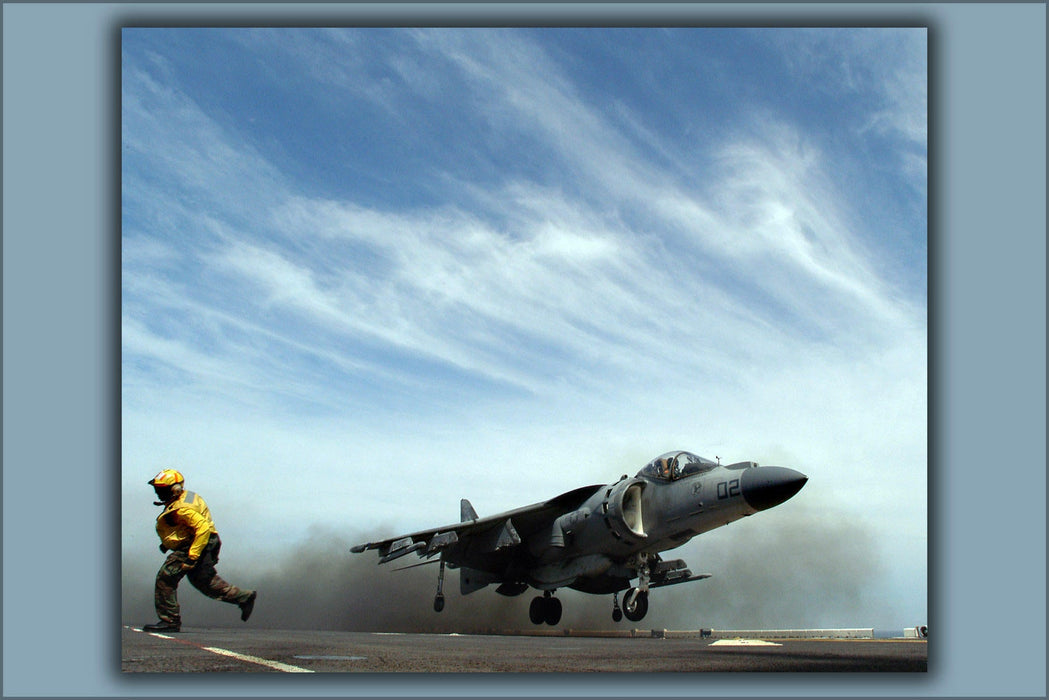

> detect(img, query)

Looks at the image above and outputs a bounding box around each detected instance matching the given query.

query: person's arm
[180,508,212,563]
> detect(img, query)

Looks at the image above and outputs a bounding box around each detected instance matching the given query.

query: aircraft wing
[350,484,604,565]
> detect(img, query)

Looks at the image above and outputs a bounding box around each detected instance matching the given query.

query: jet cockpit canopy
[638,451,718,481]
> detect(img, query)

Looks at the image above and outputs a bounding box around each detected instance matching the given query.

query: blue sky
[122,28,927,630]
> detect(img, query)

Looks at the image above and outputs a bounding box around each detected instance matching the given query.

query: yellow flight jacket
[155,491,218,562]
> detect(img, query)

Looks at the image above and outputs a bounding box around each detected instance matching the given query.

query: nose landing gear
[529,591,563,626]
[622,587,649,622]
[611,588,648,622]
[612,554,652,623]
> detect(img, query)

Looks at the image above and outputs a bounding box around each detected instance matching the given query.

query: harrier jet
[351,451,806,625]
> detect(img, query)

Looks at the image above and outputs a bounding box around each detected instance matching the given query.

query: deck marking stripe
[127,625,314,672]
[202,645,314,673]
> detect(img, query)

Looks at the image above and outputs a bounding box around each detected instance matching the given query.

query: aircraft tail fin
[461,498,478,522]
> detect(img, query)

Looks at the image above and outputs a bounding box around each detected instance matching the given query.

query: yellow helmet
[148,469,184,488]
[148,469,185,505]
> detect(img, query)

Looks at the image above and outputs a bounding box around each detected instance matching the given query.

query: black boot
[239,591,257,622]
[143,620,180,633]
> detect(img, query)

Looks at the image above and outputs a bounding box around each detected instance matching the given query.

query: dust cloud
[644,507,890,630]
[124,526,531,633]
[123,507,892,632]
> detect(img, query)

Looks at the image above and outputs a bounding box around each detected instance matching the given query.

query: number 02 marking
[717,479,740,499]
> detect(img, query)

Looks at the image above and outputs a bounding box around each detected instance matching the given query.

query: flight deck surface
[122,626,927,673]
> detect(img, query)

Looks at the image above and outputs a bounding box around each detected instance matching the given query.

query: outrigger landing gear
[612,591,623,622]
[528,591,563,626]
[433,560,446,613]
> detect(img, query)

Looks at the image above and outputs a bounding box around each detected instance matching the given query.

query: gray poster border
[3,2,1045,698]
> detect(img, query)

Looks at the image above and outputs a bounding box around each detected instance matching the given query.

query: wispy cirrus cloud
[124,29,923,406]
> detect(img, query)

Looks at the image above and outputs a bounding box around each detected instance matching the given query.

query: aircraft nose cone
[740,466,808,511]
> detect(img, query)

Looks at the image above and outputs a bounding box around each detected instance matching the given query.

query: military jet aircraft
[351,451,806,625]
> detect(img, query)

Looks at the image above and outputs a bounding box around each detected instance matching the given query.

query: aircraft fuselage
[518,460,806,592]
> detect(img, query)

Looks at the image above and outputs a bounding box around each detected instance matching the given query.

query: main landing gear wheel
[546,597,562,625]
[622,588,649,622]
[529,597,544,625]
[529,594,562,626]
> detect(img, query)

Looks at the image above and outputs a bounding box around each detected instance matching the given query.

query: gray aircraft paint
[352,450,806,625]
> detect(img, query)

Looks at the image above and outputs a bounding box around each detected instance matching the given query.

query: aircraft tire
[433,594,445,613]
[544,597,562,626]
[612,608,623,622]
[529,596,546,625]
[623,589,648,622]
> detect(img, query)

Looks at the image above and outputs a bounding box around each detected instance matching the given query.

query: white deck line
[128,626,314,673]
[201,645,315,673]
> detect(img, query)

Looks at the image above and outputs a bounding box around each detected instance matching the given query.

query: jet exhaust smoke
[122,508,891,632]
[123,526,542,633]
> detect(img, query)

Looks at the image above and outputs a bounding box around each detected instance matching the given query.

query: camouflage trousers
[154,534,253,624]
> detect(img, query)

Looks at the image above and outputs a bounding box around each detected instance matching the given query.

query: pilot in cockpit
[658,456,678,480]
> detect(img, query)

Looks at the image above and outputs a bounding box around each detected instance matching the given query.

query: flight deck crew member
[142,469,257,633]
